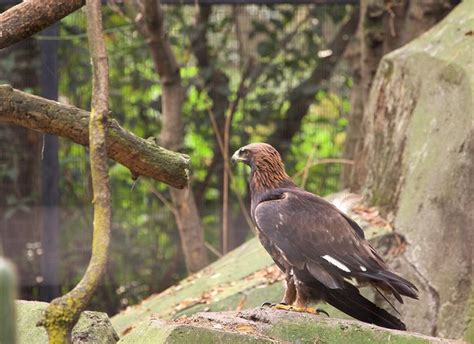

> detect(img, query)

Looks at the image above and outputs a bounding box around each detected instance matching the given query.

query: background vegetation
[2,2,356,315]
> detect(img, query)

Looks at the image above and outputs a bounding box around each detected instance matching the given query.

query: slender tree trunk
[130,0,208,273]
[342,0,456,190]
[161,80,208,273]
[190,5,233,253]
[38,1,112,341]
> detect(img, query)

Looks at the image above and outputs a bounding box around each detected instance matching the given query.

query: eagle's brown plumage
[244,143,293,192]
[232,143,418,331]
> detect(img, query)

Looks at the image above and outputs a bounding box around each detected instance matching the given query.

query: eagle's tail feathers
[375,270,419,300]
[325,282,407,331]
[358,270,418,300]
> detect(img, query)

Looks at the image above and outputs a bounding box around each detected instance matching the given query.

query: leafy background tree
[1,2,356,315]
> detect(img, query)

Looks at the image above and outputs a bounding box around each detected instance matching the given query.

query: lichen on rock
[16,301,119,344]
[358,1,473,339]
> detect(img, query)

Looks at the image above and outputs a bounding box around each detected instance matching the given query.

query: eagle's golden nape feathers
[232,142,294,192]
[233,142,418,331]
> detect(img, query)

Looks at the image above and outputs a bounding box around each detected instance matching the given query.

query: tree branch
[0,0,85,49]
[85,0,112,331]
[269,9,360,155]
[38,1,111,342]
[0,85,190,189]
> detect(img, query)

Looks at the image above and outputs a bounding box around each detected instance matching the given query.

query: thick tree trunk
[342,0,456,190]
[355,3,472,338]
[162,80,208,273]
[131,0,209,273]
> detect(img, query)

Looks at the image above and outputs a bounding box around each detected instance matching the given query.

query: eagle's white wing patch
[322,255,351,273]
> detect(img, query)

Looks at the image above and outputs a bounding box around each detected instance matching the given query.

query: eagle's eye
[239,148,248,156]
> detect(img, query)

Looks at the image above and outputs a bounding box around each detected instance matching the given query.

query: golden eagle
[232,143,418,330]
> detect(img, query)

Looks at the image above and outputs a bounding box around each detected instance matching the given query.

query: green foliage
[57,9,184,314]
[290,90,349,193]
[51,4,353,314]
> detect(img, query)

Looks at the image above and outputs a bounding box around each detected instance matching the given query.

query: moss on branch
[0,85,190,188]
[38,1,113,342]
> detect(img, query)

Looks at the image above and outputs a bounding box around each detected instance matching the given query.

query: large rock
[358,2,473,340]
[112,192,402,339]
[117,307,458,343]
[16,301,119,343]
[112,236,283,336]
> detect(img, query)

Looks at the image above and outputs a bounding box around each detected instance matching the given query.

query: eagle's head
[232,143,293,191]
[231,142,282,167]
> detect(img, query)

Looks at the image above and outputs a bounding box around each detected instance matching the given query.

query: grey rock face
[360,2,474,340]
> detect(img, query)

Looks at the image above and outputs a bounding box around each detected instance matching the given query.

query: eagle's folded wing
[254,188,418,300]
[255,190,388,283]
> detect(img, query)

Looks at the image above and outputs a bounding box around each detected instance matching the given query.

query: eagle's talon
[316,308,330,317]
[261,302,294,311]
[274,305,327,316]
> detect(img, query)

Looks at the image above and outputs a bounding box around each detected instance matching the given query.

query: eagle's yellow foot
[261,301,289,309]
[265,303,329,317]
[274,303,295,311]
[261,301,285,308]
[290,306,329,317]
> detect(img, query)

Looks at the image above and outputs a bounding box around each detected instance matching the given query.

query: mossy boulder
[110,189,466,342]
[112,192,402,340]
[112,236,280,336]
[16,300,119,343]
[117,307,459,343]
[0,258,17,344]
[359,1,474,340]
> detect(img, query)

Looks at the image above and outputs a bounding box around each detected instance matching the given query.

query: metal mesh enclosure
[0,1,358,314]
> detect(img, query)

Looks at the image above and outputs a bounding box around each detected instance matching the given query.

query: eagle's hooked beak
[231,148,247,165]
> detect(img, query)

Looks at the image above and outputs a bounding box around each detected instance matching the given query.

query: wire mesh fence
[0,1,357,314]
